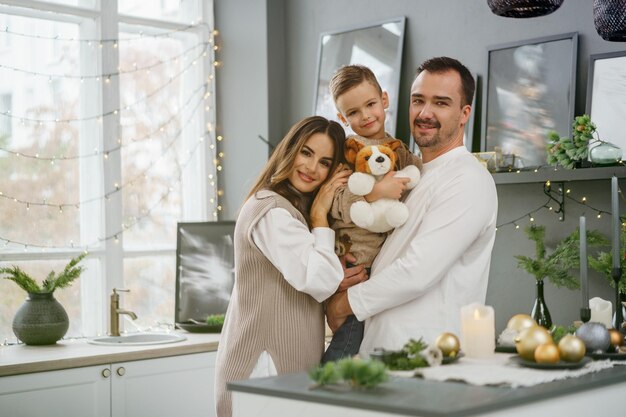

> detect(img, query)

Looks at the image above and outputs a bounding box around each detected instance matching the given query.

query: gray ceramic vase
[12,292,69,345]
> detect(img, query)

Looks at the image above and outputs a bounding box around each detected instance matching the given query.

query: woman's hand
[310,164,351,227]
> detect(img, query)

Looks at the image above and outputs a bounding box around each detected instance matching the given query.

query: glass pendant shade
[487,0,564,18]
[594,0,626,42]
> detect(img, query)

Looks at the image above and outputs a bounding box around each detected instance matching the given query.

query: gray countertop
[228,359,626,417]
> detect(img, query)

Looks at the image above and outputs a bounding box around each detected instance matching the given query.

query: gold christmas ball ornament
[558,335,586,362]
[534,343,560,364]
[435,332,461,357]
[575,322,611,352]
[506,314,536,333]
[608,328,624,348]
[515,325,553,361]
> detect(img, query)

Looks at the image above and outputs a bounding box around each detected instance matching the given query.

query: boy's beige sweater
[329,134,422,267]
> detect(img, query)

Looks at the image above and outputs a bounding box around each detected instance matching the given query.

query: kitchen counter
[0,332,220,377]
[229,356,626,417]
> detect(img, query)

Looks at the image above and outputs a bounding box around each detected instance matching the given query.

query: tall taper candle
[580,216,589,308]
[612,176,620,269]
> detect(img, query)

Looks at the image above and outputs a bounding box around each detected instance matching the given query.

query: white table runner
[391,353,623,387]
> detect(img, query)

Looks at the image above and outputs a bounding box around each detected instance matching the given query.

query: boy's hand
[337,253,368,291]
[365,171,410,202]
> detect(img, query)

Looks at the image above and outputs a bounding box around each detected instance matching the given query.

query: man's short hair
[330,64,383,103]
[416,57,475,107]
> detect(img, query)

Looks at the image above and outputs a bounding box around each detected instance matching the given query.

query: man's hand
[326,291,352,332]
[337,253,368,291]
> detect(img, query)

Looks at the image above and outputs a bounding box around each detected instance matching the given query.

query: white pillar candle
[612,176,620,269]
[589,297,613,328]
[460,303,495,358]
[580,216,589,308]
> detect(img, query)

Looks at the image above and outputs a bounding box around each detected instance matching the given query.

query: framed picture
[586,51,626,155]
[482,33,578,169]
[313,17,405,136]
[174,221,235,329]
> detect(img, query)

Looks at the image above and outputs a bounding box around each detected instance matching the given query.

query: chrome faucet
[109,288,138,336]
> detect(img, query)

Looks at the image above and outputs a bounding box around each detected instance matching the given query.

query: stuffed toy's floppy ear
[344,138,365,164]
[385,139,404,152]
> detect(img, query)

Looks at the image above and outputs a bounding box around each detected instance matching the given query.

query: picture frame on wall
[586,50,626,157]
[313,17,406,137]
[482,32,578,170]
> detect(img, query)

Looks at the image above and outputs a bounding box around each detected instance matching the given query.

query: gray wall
[216,0,626,332]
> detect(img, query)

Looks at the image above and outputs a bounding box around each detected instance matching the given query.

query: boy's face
[335,81,389,140]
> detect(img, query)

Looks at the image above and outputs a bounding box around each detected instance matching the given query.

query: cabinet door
[0,365,111,417]
[111,351,216,417]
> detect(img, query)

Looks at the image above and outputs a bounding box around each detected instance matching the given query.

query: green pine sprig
[309,358,388,389]
[546,115,598,169]
[588,225,626,294]
[1,253,87,294]
[515,225,608,289]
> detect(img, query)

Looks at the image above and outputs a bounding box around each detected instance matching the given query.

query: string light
[0,45,210,124]
[0,22,216,44]
[0,90,209,209]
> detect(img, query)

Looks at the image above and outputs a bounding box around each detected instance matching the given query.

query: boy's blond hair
[329,64,382,103]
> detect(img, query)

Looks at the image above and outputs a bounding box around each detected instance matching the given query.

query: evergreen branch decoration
[515,225,608,289]
[309,358,388,389]
[589,225,626,294]
[546,115,598,169]
[1,253,87,294]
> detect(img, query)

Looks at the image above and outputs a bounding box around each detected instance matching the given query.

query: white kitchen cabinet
[0,351,216,417]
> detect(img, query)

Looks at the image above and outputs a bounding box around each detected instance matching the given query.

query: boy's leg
[321,314,364,363]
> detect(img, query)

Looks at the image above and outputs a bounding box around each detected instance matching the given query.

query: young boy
[322,65,422,362]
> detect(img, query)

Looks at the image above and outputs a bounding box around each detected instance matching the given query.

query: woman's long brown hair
[246,116,345,224]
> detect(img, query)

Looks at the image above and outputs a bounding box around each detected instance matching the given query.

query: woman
[214,116,351,417]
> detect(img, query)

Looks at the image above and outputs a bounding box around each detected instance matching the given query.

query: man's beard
[411,117,459,148]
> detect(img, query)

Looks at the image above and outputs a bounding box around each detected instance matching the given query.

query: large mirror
[313,17,406,136]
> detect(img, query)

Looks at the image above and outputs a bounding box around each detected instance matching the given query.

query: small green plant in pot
[1,253,87,345]
[515,225,607,328]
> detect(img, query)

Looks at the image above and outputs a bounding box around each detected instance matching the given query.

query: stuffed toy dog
[344,139,420,233]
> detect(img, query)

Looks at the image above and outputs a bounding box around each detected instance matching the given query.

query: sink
[88,332,187,346]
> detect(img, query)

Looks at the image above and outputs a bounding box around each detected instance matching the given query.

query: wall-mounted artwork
[313,17,405,136]
[482,33,578,169]
[586,51,626,155]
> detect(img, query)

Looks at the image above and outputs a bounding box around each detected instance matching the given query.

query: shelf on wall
[492,164,626,185]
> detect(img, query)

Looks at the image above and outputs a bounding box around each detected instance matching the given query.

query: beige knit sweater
[214,190,326,417]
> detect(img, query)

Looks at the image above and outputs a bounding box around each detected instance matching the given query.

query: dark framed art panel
[174,221,235,328]
[313,17,405,136]
[586,50,626,155]
[482,32,578,170]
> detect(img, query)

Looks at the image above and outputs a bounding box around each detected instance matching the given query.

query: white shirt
[348,146,498,355]
[248,206,343,377]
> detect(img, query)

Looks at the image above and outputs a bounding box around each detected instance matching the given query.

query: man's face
[409,70,470,152]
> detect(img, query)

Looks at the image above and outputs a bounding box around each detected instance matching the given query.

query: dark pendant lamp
[487,0,564,18]
[594,0,626,41]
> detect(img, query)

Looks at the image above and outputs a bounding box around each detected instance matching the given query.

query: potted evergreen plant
[1,253,87,345]
[515,225,607,328]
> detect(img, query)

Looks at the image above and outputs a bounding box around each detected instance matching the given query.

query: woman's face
[288,132,335,194]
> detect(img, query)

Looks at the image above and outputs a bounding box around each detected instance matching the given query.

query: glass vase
[531,280,552,329]
[589,141,623,165]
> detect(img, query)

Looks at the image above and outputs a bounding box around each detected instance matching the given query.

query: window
[0,1,216,342]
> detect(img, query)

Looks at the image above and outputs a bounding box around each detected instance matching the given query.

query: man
[326,57,498,355]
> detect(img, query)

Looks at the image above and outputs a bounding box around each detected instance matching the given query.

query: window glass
[122,255,176,330]
[0,15,82,250]
[119,33,202,249]
[119,0,200,24]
